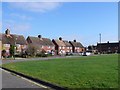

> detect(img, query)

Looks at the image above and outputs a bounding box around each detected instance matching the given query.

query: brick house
[63,40,73,53]
[52,37,66,55]
[97,41,120,54]
[0,29,27,56]
[69,40,85,53]
[26,35,55,54]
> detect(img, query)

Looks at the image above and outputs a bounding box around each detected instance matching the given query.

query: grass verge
[2,54,118,88]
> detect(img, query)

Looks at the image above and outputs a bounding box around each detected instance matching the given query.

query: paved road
[2,55,83,64]
[2,56,66,64]
[2,68,47,89]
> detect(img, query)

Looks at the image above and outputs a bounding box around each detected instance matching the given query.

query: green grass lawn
[2,54,118,88]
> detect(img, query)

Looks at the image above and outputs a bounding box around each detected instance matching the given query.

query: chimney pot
[74,39,76,42]
[59,37,62,40]
[5,29,10,35]
[38,35,42,38]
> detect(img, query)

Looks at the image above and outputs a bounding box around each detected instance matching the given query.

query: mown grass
[2,54,118,88]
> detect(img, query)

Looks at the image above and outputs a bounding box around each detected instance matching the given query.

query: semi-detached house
[0,29,27,57]
[69,40,85,53]
[26,35,55,53]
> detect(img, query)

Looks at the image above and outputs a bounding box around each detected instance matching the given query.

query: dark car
[82,52,87,56]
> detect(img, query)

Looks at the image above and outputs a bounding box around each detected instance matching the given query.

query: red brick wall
[58,46,66,54]
[74,47,85,53]
[3,44,27,55]
[42,46,55,53]
[65,46,73,53]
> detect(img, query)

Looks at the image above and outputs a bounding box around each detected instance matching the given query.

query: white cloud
[8,2,61,13]
[12,23,31,32]
[10,13,32,20]
[3,20,31,34]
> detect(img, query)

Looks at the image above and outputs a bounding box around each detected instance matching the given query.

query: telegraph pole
[99,33,101,54]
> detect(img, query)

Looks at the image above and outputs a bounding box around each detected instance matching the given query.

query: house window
[59,47,61,49]
[70,47,72,49]
[22,45,27,49]
[67,47,69,49]
[48,46,50,49]
[62,50,65,54]
[63,46,65,49]
[4,44,10,47]
[6,50,9,53]
[67,50,69,52]
[52,46,54,49]
[16,44,20,48]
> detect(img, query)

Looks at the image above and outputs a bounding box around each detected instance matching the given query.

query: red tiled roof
[63,40,72,47]
[69,41,84,48]
[0,33,26,45]
[27,36,54,46]
[52,39,66,47]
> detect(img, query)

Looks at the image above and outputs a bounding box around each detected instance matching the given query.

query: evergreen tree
[9,45,15,57]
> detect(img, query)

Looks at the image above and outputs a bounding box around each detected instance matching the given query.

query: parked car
[82,52,92,56]
[66,52,73,56]
[82,52,87,56]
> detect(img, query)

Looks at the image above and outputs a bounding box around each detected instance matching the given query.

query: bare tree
[26,44,39,57]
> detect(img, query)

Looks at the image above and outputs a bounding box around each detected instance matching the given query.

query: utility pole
[99,33,101,54]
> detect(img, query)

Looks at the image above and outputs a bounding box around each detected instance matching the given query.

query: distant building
[26,35,55,53]
[63,40,73,53]
[52,38,84,55]
[97,41,120,54]
[52,37,66,55]
[69,40,85,53]
[0,29,27,57]
[87,45,97,53]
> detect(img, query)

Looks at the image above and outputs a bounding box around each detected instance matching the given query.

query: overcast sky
[2,2,118,46]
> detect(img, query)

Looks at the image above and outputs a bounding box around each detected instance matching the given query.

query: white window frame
[52,46,54,49]
[4,44,10,47]
[59,47,61,49]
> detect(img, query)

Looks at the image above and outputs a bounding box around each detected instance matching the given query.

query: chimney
[107,41,109,43]
[5,29,10,35]
[38,35,42,38]
[59,37,62,41]
[74,39,76,42]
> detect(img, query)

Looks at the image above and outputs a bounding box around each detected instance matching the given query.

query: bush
[2,50,6,58]
[36,52,47,57]
[26,45,38,57]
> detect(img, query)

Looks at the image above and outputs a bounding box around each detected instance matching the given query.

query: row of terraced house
[0,29,85,58]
